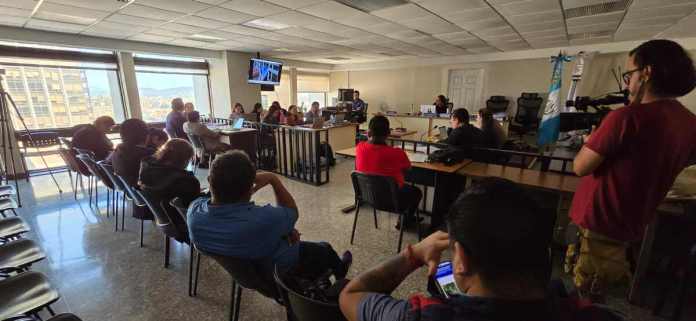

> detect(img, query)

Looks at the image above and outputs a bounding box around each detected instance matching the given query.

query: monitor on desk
[421,104,435,114]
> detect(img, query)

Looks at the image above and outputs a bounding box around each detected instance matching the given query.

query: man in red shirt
[356,115,422,229]
[566,39,696,300]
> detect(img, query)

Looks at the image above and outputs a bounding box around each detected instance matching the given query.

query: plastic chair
[274,266,345,321]
[199,249,284,321]
[6,313,83,321]
[0,271,60,320]
[0,217,29,243]
[0,239,46,275]
[187,133,206,174]
[114,175,150,248]
[350,171,420,253]
[0,198,18,218]
[97,162,127,232]
[75,153,112,216]
[138,190,200,297]
[486,95,510,114]
[73,148,98,205]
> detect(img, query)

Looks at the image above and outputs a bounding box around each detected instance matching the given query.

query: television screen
[248,58,282,85]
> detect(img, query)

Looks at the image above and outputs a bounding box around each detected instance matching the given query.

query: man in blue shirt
[339,178,624,321]
[351,91,367,123]
[165,97,187,139]
[188,150,352,279]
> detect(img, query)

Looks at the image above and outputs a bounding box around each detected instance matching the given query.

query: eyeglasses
[622,68,641,85]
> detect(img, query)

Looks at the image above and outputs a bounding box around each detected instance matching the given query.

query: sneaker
[395,216,425,230]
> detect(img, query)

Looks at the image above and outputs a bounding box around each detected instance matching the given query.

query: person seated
[263,104,284,125]
[72,116,115,160]
[166,98,187,139]
[184,102,195,120]
[351,91,367,123]
[340,178,622,321]
[285,105,303,126]
[477,108,506,148]
[356,115,422,230]
[251,102,263,122]
[434,94,449,114]
[304,101,322,124]
[441,108,484,150]
[187,151,352,280]
[229,102,245,119]
[139,138,200,235]
[146,127,168,150]
[107,118,155,186]
[183,111,231,153]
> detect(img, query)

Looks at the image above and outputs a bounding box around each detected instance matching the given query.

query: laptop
[334,113,345,123]
[439,126,448,139]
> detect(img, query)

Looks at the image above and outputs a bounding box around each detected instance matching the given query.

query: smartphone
[433,261,461,298]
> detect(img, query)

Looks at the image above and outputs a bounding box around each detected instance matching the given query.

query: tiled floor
[9,158,672,320]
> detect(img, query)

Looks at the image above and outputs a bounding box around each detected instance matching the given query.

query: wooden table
[213,127,258,163]
[458,162,580,193]
[389,130,417,139]
[335,147,471,173]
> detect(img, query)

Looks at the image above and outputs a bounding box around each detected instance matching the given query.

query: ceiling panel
[305,21,374,38]
[453,17,506,31]
[146,28,188,38]
[195,0,228,4]
[25,19,86,33]
[0,16,29,27]
[219,0,288,17]
[400,16,461,34]
[175,15,232,29]
[566,11,624,28]
[625,2,696,19]
[119,4,186,21]
[372,3,431,21]
[158,22,210,34]
[0,0,37,10]
[105,14,167,27]
[417,0,489,14]
[507,10,563,25]
[561,0,608,10]
[276,27,343,42]
[136,0,210,14]
[298,1,363,20]
[567,21,618,34]
[262,11,326,27]
[466,46,499,54]
[569,36,611,46]
[515,19,564,32]
[195,6,257,24]
[169,38,213,48]
[34,2,110,25]
[128,33,177,43]
[1,6,33,18]
[264,0,327,9]
[622,15,687,28]
[441,7,501,22]
[496,0,561,16]
[44,0,127,11]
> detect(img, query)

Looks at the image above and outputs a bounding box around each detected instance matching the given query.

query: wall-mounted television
[248,58,282,85]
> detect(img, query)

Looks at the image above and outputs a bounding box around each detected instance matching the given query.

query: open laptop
[333,113,345,123]
[222,118,245,132]
[439,126,448,139]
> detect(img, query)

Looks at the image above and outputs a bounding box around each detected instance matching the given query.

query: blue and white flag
[538,52,571,147]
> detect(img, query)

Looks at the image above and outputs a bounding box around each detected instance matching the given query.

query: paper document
[407,152,428,163]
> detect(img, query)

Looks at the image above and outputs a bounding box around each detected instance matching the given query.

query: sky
[84,69,195,91]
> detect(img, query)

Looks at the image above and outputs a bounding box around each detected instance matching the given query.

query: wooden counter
[335,147,471,173]
[458,162,579,193]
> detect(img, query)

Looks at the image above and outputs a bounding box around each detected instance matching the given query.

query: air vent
[564,0,631,19]
[568,31,614,40]
[325,57,351,61]
[334,0,408,13]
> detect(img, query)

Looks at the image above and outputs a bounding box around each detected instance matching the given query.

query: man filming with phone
[565,39,696,301]
[340,179,561,321]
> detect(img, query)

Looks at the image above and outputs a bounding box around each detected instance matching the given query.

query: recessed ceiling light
[189,34,225,41]
[243,19,289,31]
[273,48,298,52]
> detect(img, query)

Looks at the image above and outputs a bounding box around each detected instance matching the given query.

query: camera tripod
[0,69,63,206]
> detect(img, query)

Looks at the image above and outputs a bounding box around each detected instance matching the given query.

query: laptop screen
[233,118,244,129]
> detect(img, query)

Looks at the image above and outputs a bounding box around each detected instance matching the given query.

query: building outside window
[134,54,211,123]
[297,73,330,111]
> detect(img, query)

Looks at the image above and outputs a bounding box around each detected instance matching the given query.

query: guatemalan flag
[537,52,571,147]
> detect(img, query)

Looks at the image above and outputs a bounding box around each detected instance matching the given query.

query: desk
[389,129,417,139]
[458,162,579,193]
[212,127,258,163]
[379,113,509,138]
[336,147,471,228]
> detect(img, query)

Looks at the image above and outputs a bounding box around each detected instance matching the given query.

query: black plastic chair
[350,171,419,253]
[0,217,29,243]
[0,198,18,218]
[199,249,284,321]
[509,93,543,138]
[138,190,200,297]
[486,95,510,114]
[7,313,85,321]
[114,175,150,248]
[73,149,99,206]
[97,162,127,232]
[274,265,345,321]
[0,239,45,276]
[75,153,113,217]
[187,133,206,174]
[0,271,60,320]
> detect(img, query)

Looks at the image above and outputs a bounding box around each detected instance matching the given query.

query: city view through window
[136,72,211,123]
[1,65,125,130]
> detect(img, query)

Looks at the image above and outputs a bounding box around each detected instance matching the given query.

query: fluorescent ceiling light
[189,34,225,41]
[243,19,289,31]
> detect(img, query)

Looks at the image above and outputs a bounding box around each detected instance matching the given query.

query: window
[0,44,125,130]
[297,92,327,109]
[134,55,211,123]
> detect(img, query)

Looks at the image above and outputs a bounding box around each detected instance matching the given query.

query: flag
[538,52,571,147]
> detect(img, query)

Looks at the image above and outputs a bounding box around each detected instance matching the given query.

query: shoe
[341,250,353,272]
[395,216,425,230]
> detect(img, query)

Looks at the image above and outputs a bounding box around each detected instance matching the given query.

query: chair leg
[121,197,126,231]
[233,283,242,321]
[140,218,144,248]
[46,304,56,316]
[397,212,405,254]
[189,245,194,297]
[106,188,110,218]
[114,192,119,232]
[73,173,79,200]
[67,171,75,196]
[11,209,17,217]
[229,281,237,321]
[164,235,170,268]
[416,209,422,241]
[373,208,378,229]
[350,202,360,245]
[194,250,201,296]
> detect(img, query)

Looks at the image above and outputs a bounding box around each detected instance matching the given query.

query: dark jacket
[108,143,155,186]
[442,124,484,150]
[72,124,113,161]
[139,157,201,234]
[165,111,187,139]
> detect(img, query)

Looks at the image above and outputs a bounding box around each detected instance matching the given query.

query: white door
[448,69,484,114]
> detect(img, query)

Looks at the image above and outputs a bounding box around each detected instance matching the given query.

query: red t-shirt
[570,100,696,242]
[355,142,411,187]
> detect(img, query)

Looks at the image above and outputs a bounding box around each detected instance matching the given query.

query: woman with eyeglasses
[565,39,696,302]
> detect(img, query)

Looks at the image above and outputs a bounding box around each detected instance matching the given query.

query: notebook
[407,152,428,163]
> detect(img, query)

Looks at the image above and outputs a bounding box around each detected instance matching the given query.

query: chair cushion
[0,239,46,271]
[0,272,60,320]
[0,217,29,239]
[0,185,16,196]
[0,198,19,212]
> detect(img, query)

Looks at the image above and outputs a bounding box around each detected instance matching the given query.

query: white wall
[330,50,696,115]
